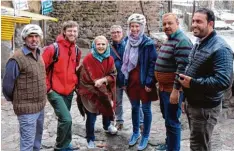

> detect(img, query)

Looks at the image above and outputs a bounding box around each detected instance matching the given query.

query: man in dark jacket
[110,25,126,130]
[179,8,233,151]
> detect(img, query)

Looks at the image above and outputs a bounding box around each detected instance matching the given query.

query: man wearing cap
[2,24,47,151]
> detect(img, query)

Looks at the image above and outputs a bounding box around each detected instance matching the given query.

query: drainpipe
[139,1,150,35]
[168,1,172,12]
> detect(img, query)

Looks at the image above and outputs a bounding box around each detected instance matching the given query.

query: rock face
[45,1,168,47]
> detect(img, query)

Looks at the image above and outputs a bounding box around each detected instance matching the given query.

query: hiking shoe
[106,124,118,134]
[115,123,124,131]
[129,133,141,146]
[87,140,96,149]
[138,136,149,150]
[155,143,167,151]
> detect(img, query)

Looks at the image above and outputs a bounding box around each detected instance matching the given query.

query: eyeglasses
[111,31,122,34]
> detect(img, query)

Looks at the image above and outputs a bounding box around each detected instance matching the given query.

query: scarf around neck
[91,41,110,62]
[121,25,144,79]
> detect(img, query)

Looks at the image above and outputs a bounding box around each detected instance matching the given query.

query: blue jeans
[159,91,183,151]
[131,100,152,138]
[116,87,144,125]
[115,87,124,124]
[17,109,44,151]
[85,110,112,142]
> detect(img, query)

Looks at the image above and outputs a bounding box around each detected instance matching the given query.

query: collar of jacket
[56,34,75,48]
[168,29,181,39]
[199,30,216,48]
[22,45,40,56]
[112,37,126,47]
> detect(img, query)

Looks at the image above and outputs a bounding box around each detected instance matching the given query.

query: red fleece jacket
[42,35,81,95]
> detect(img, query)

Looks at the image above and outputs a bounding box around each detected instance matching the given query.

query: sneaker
[115,123,123,131]
[138,136,149,150]
[65,144,80,150]
[54,144,79,151]
[88,140,96,149]
[155,143,167,151]
[129,133,141,146]
[106,124,118,134]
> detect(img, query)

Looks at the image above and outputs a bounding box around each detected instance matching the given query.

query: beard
[193,27,209,39]
[25,42,39,50]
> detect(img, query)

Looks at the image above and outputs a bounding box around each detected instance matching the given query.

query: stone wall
[45,1,168,47]
[1,1,168,76]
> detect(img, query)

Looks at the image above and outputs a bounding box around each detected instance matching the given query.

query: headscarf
[121,13,146,79]
[91,35,110,62]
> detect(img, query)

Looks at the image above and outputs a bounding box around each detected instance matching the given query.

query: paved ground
[2,93,234,151]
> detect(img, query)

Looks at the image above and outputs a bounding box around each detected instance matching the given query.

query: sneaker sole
[105,130,118,135]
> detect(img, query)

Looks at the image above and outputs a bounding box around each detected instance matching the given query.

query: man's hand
[178,74,192,88]
[170,88,180,104]
[145,86,152,92]
[94,77,107,88]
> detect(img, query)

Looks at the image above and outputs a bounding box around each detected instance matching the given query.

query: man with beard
[43,21,81,151]
[2,24,47,151]
[179,8,233,151]
[154,13,192,151]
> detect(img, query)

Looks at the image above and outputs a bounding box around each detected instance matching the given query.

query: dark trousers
[185,101,221,151]
[47,91,73,150]
[85,110,112,142]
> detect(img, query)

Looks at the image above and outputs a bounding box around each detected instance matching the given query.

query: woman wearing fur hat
[121,13,158,150]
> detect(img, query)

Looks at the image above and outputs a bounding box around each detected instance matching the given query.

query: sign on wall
[41,0,53,15]
[12,0,29,11]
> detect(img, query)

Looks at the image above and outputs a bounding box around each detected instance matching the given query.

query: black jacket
[184,31,233,108]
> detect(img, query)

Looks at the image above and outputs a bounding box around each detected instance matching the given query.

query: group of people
[2,8,233,151]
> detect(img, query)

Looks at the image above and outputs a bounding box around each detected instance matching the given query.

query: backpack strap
[47,43,79,92]
[52,42,59,63]
[75,44,80,63]
[46,42,59,92]
[111,45,121,60]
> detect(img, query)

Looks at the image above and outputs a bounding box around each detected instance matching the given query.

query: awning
[1,15,31,40]
[1,6,58,40]
[1,6,58,22]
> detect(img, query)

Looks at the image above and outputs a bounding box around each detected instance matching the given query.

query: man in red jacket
[42,20,81,151]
